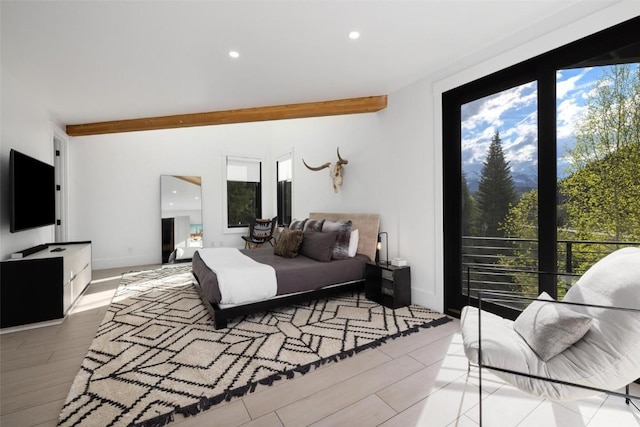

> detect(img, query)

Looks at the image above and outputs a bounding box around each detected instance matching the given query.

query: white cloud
[461,82,536,133]
[461,126,495,166]
[502,117,538,165]
[557,68,591,100]
[461,64,636,180]
[557,98,586,139]
[462,83,538,174]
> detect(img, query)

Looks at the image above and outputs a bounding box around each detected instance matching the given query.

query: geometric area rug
[57,265,452,427]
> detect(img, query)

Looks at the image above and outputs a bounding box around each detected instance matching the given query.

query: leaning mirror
[161,175,203,264]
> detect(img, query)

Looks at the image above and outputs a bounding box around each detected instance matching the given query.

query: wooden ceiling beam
[65,95,387,137]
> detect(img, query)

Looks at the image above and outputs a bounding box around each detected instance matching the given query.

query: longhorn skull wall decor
[302,147,349,193]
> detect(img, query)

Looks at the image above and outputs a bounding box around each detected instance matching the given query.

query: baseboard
[0,318,64,335]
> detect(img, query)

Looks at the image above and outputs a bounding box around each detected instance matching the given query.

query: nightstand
[365,262,411,309]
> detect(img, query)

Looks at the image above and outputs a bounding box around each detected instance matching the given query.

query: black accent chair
[242,216,278,249]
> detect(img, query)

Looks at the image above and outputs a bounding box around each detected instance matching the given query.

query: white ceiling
[0,0,625,127]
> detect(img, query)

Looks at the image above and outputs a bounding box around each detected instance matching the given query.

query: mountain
[466,171,538,197]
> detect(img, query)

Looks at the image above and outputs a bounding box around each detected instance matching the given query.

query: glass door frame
[442,16,640,320]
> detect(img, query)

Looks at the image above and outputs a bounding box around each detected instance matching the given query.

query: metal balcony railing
[461,236,640,308]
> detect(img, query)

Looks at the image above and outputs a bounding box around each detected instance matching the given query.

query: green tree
[498,190,539,295]
[561,64,640,249]
[475,131,518,237]
[227,181,259,226]
[461,172,478,236]
[499,189,578,298]
[500,63,640,288]
[501,189,538,242]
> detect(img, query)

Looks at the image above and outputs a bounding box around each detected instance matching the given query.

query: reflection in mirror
[161,175,202,264]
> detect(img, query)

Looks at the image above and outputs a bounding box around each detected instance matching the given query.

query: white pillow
[175,246,199,260]
[348,229,359,257]
[513,291,592,362]
[176,247,185,258]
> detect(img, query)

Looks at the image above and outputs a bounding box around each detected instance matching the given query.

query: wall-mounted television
[9,149,56,233]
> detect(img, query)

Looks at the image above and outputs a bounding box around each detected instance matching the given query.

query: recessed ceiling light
[229,51,240,58]
[348,31,360,40]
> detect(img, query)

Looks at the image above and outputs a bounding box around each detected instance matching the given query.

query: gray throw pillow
[513,291,592,361]
[289,218,307,231]
[322,220,352,260]
[303,219,325,232]
[274,228,303,258]
[299,230,337,262]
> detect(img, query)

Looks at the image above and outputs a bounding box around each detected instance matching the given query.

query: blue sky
[459,64,636,184]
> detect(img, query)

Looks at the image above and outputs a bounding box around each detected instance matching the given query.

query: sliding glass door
[556,63,640,297]
[460,82,539,311]
[443,17,640,319]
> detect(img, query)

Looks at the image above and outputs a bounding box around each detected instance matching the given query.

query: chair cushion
[513,292,592,361]
[460,247,640,401]
[252,219,273,239]
[461,305,524,367]
[563,246,640,309]
[274,228,303,258]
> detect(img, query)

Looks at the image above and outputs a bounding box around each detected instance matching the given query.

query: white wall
[2,3,637,314]
[271,114,386,216]
[67,113,392,269]
[67,122,272,268]
[0,66,59,257]
[386,1,640,312]
[378,84,440,310]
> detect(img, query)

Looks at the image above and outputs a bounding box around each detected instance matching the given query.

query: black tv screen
[10,149,56,233]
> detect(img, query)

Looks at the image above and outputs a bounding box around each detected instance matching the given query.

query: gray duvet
[192,247,369,305]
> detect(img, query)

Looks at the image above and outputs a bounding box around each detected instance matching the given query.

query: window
[443,17,640,319]
[459,82,539,314]
[226,156,261,228]
[276,155,292,227]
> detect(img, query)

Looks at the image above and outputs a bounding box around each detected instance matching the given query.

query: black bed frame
[192,272,365,329]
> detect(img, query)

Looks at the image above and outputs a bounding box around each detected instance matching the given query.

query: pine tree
[461,172,477,235]
[475,131,517,237]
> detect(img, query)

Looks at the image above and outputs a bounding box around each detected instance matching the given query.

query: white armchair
[461,247,640,419]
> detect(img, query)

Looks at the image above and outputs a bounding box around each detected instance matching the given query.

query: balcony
[462,236,640,310]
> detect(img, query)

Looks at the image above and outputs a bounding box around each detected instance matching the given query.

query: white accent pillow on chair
[513,291,592,361]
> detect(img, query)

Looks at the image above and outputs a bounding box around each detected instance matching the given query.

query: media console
[1,241,92,330]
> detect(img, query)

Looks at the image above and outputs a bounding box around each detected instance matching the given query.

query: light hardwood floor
[1,266,638,427]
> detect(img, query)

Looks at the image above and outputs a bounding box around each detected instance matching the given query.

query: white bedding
[197,248,277,305]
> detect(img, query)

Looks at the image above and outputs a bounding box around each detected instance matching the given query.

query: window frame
[223,155,263,233]
[276,152,293,227]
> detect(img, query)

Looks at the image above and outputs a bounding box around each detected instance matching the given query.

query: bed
[192,213,380,329]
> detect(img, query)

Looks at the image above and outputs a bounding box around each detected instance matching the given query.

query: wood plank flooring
[1,265,637,427]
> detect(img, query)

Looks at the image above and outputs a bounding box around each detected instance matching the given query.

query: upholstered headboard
[309,213,380,262]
